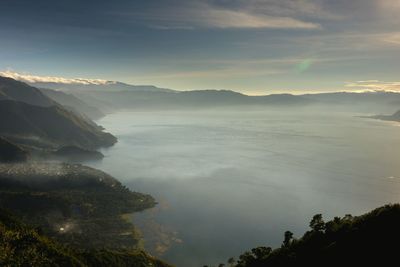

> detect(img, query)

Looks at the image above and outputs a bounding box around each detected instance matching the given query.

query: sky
[0,0,399,95]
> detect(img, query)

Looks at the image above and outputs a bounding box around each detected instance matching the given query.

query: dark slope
[52,146,104,162]
[213,204,400,267]
[0,76,116,152]
[0,137,29,162]
[40,88,105,120]
[0,76,55,107]
[0,100,116,150]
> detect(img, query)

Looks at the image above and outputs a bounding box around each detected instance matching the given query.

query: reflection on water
[88,109,400,267]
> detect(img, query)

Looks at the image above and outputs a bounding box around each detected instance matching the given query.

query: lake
[88,108,400,267]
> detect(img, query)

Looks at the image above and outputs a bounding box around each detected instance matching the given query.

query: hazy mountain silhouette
[30,80,174,93]
[40,88,104,120]
[70,90,313,112]
[22,77,400,115]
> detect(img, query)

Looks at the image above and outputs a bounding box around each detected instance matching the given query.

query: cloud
[228,0,339,20]
[345,80,400,92]
[382,33,400,45]
[184,6,320,29]
[123,1,321,29]
[0,70,113,85]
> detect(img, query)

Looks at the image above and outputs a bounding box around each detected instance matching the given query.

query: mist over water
[88,108,400,267]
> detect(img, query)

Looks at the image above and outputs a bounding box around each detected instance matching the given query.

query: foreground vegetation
[209,204,400,267]
[0,209,171,267]
[0,162,173,266]
[0,163,156,249]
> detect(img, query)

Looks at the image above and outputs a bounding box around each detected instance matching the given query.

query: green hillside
[0,209,171,267]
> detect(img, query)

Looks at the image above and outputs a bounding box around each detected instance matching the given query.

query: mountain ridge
[0,100,116,151]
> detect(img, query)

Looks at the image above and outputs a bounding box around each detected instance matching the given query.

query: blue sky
[0,0,399,94]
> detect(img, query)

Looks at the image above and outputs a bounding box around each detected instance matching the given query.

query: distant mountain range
[21,78,400,115]
[3,75,400,152]
[68,90,315,113]
[30,80,173,93]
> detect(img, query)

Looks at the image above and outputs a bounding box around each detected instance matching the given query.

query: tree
[310,214,325,232]
[227,257,235,267]
[237,252,255,267]
[251,247,272,259]
[282,231,293,247]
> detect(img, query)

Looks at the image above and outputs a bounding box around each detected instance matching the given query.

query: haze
[87,107,400,266]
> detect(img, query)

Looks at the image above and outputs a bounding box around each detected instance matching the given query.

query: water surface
[89,109,400,266]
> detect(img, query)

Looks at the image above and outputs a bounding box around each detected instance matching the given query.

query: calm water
[89,108,400,267]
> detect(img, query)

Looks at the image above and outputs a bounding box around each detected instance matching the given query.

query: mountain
[40,88,105,120]
[0,75,104,120]
[212,204,400,267]
[0,76,56,107]
[0,76,116,153]
[0,137,29,162]
[54,89,400,115]
[0,100,116,151]
[16,75,400,114]
[15,74,400,115]
[70,90,313,112]
[29,80,174,93]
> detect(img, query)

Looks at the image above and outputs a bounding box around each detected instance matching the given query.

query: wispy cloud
[0,70,113,85]
[182,7,320,29]
[382,33,400,45]
[345,80,400,92]
[231,0,340,20]
[122,1,321,29]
